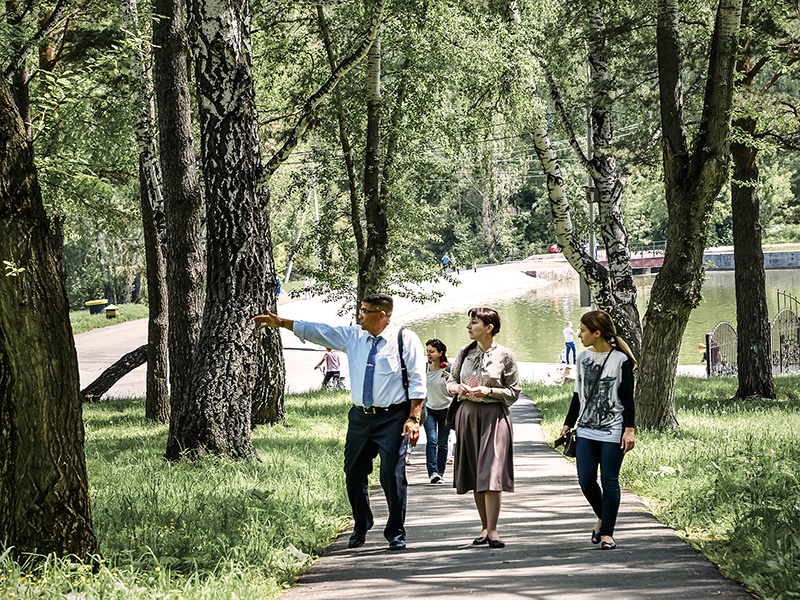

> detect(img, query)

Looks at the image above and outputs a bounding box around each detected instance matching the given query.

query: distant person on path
[423,338,454,484]
[559,310,636,551]
[447,307,520,549]
[563,320,576,364]
[441,253,451,272]
[254,294,427,551]
[275,275,281,300]
[315,347,341,388]
[303,277,311,298]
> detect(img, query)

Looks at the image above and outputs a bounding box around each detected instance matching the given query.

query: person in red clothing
[315,347,341,388]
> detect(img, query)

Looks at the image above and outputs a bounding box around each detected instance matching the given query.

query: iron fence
[704,289,800,377]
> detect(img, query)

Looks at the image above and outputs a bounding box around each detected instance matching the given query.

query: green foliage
[529,375,800,600]
[3,0,146,309]
[0,391,352,599]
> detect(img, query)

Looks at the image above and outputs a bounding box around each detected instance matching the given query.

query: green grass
[528,375,800,600]
[0,390,352,599]
[70,303,150,335]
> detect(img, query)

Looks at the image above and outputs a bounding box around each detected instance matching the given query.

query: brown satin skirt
[453,400,514,494]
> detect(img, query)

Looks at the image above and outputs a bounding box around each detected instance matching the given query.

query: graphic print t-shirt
[573,349,628,443]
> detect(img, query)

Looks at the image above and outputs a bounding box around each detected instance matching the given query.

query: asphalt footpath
[279,396,753,600]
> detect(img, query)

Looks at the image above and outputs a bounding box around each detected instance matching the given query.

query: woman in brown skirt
[447,307,520,548]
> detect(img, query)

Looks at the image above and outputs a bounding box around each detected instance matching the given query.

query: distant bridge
[599,250,800,275]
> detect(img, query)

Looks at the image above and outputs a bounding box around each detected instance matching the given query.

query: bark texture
[81,345,148,402]
[0,76,98,558]
[166,0,279,459]
[728,1,775,399]
[123,0,170,422]
[637,0,743,429]
[358,30,389,301]
[152,0,206,426]
[522,0,641,357]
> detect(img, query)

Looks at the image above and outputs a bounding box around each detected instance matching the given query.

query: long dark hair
[580,310,637,367]
[425,338,448,364]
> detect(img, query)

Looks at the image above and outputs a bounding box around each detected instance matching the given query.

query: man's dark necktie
[362,336,382,408]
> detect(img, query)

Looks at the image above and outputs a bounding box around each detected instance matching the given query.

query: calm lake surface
[406,270,800,366]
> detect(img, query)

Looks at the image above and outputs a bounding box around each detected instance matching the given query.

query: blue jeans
[423,408,450,477]
[565,341,576,364]
[575,436,625,537]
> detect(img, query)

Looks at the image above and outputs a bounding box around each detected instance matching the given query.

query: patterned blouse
[448,340,521,406]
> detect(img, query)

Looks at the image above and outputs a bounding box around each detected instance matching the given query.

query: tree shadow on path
[281,397,753,600]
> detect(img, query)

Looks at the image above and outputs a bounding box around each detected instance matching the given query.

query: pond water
[406,270,800,366]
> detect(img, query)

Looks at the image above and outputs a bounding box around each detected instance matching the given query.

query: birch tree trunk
[358,28,388,302]
[152,0,206,427]
[636,0,743,429]
[164,0,278,459]
[122,0,170,422]
[0,76,98,559]
[517,0,642,357]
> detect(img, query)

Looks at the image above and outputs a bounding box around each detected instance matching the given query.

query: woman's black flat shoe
[472,536,488,545]
[601,540,616,550]
[487,538,505,548]
[591,530,601,544]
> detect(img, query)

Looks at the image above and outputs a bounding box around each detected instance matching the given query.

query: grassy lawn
[4,376,799,598]
[1,390,352,599]
[70,303,150,335]
[529,375,800,600]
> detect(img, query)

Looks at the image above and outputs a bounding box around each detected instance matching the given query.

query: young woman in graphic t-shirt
[560,310,636,550]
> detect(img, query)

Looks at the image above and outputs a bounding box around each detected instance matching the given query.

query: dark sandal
[591,530,601,544]
[601,540,617,550]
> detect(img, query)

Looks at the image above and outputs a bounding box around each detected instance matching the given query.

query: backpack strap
[397,328,409,400]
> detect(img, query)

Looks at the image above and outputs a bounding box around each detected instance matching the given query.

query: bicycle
[317,366,346,391]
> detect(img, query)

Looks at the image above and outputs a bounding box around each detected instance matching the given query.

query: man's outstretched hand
[254,312,281,329]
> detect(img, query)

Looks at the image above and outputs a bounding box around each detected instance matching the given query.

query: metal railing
[704,289,800,377]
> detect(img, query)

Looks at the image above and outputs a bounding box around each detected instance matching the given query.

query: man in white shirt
[254,293,427,551]
[563,320,577,364]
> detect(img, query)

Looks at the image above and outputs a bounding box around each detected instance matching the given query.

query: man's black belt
[353,402,407,415]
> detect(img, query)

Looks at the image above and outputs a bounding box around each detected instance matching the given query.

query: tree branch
[264,0,386,180]
[538,58,591,171]
[3,0,69,79]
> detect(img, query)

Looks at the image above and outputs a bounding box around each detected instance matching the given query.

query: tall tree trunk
[318,6,365,279]
[516,0,642,357]
[140,172,170,421]
[358,29,388,302]
[731,119,774,398]
[5,0,31,135]
[152,0,206,428]
[729,1,775,400]
[0,76,98,559]
[123,0,170,421]
[637,0,743,430]
[166,0,277,459]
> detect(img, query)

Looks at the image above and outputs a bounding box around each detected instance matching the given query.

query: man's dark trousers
[344,404,409,544]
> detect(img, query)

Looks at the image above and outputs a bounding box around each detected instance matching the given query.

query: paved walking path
[74,259,703,396]
[280,397,753,600]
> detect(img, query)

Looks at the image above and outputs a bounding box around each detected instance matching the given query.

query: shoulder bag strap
[398,328,409,400]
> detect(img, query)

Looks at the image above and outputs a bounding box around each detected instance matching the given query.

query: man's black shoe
[388,539,407,551]
[348,533,366,549]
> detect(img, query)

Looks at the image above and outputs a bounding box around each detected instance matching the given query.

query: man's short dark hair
[363,293,393,315]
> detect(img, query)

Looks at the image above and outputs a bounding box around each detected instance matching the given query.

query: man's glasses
[359,307,382,314]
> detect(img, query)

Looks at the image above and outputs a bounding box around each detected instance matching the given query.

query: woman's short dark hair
[468,307,501,335]
[425,338,448,363]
